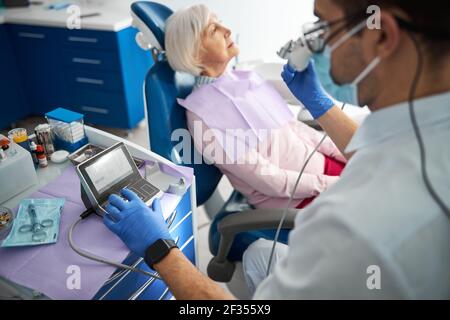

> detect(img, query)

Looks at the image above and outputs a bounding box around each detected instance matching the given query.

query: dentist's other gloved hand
[281,60,335,119]
[103,188,171,258]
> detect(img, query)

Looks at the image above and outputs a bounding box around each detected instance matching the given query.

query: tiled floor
[2,116,235,295]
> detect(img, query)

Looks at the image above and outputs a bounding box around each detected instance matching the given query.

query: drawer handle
[169,210,191,233]
[100,256,145,299]
[166,210,177,228]
[76,77,104,85]
[128,274,158,301]
[158,287,170,300]
[103,253,139,286]
[68,36,98,43]
[72,57,101,65]
[80,106,109,114]
[18,32,45,39]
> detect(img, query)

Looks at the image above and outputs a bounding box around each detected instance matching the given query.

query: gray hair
[165,4,213,76]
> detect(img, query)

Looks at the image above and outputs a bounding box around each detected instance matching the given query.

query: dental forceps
[19,203,54,242]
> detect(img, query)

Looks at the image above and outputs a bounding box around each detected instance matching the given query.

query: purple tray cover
[0,163,193,300]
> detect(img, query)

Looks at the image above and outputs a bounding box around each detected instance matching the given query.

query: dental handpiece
[277,36,312,72]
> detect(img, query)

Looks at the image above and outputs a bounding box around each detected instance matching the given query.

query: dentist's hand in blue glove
[281,61,335,119]
[103,188,171,258]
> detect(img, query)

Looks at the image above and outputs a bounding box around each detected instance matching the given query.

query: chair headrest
[131,1,173,51]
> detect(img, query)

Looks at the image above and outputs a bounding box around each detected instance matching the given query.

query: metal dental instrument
[19,203,54,242]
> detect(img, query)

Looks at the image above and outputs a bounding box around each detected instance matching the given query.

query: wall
[161,0,315,63]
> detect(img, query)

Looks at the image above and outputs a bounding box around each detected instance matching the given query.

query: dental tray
[68,143,145,168]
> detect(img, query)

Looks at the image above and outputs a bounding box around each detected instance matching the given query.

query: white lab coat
[252,92,450,299]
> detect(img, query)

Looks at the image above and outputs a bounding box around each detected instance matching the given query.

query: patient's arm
[223,149,340,199]
[187,111,339,200]
[288,120,347,163]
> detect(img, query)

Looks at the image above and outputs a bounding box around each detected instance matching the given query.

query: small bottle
[36,145,48,168]
[0,149,7,162]
[0,138,9,151]
[29,141,39,166]
[0,137,16,157]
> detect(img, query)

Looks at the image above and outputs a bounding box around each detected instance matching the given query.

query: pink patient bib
[178,70,295,161]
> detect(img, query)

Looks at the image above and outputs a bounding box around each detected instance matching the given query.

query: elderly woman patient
[165,5,346,209]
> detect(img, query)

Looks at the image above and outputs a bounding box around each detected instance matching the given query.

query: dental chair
[131,1,297,297]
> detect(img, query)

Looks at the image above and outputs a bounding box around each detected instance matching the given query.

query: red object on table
[0,138,10,150]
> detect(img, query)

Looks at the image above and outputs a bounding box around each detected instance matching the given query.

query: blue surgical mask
[313,48,358,105]
[314,20,381,106]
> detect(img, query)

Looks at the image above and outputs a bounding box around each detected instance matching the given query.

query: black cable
[68,217,162,280]
[408,32,450,218]
[266,133,328,276]
[80,208,95,219]
[266,103,346,276]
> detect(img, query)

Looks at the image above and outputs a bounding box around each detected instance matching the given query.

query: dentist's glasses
[277,13,367,71]
[302,12,368,53]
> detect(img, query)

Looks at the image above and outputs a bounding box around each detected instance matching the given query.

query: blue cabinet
[8,25,64,116]
[61,28,118,51]
[93,188,195,300]
[4,23,153,129]
[60,27,153,129]
[62,48,121,72]
[0,24,28,130]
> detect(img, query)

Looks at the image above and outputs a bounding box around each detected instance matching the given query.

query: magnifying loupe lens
[303,21,329,53]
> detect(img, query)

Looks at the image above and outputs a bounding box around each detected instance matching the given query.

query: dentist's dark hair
[333,0,450,219]
[332,0,450,59]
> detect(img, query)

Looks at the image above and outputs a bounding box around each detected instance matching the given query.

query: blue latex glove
[103,188,171,258]
[281,61,335,119]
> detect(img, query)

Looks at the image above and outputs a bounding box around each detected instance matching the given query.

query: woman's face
[198,17,240,74]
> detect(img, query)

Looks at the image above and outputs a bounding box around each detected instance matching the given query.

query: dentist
[104,0,450,299]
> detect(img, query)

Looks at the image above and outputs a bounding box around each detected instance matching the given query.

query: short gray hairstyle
[165,4,213,76]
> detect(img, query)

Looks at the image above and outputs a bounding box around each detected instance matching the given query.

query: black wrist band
[144,239,177,268]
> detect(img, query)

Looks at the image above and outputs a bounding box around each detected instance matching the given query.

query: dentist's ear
[374,11,402,60]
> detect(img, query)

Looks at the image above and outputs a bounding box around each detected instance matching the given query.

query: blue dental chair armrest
[207,208,298,282]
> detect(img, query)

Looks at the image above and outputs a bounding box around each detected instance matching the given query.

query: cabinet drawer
[9,24,60,45]
[65,69,123,92]
[62,29,117,50]
[65,88,129,128]
[62,49,121,72]
[168,189,193,228]
[0,25,29,128]
[94,254,163,300]
[169,211,194,251]
[8,25,63,114]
